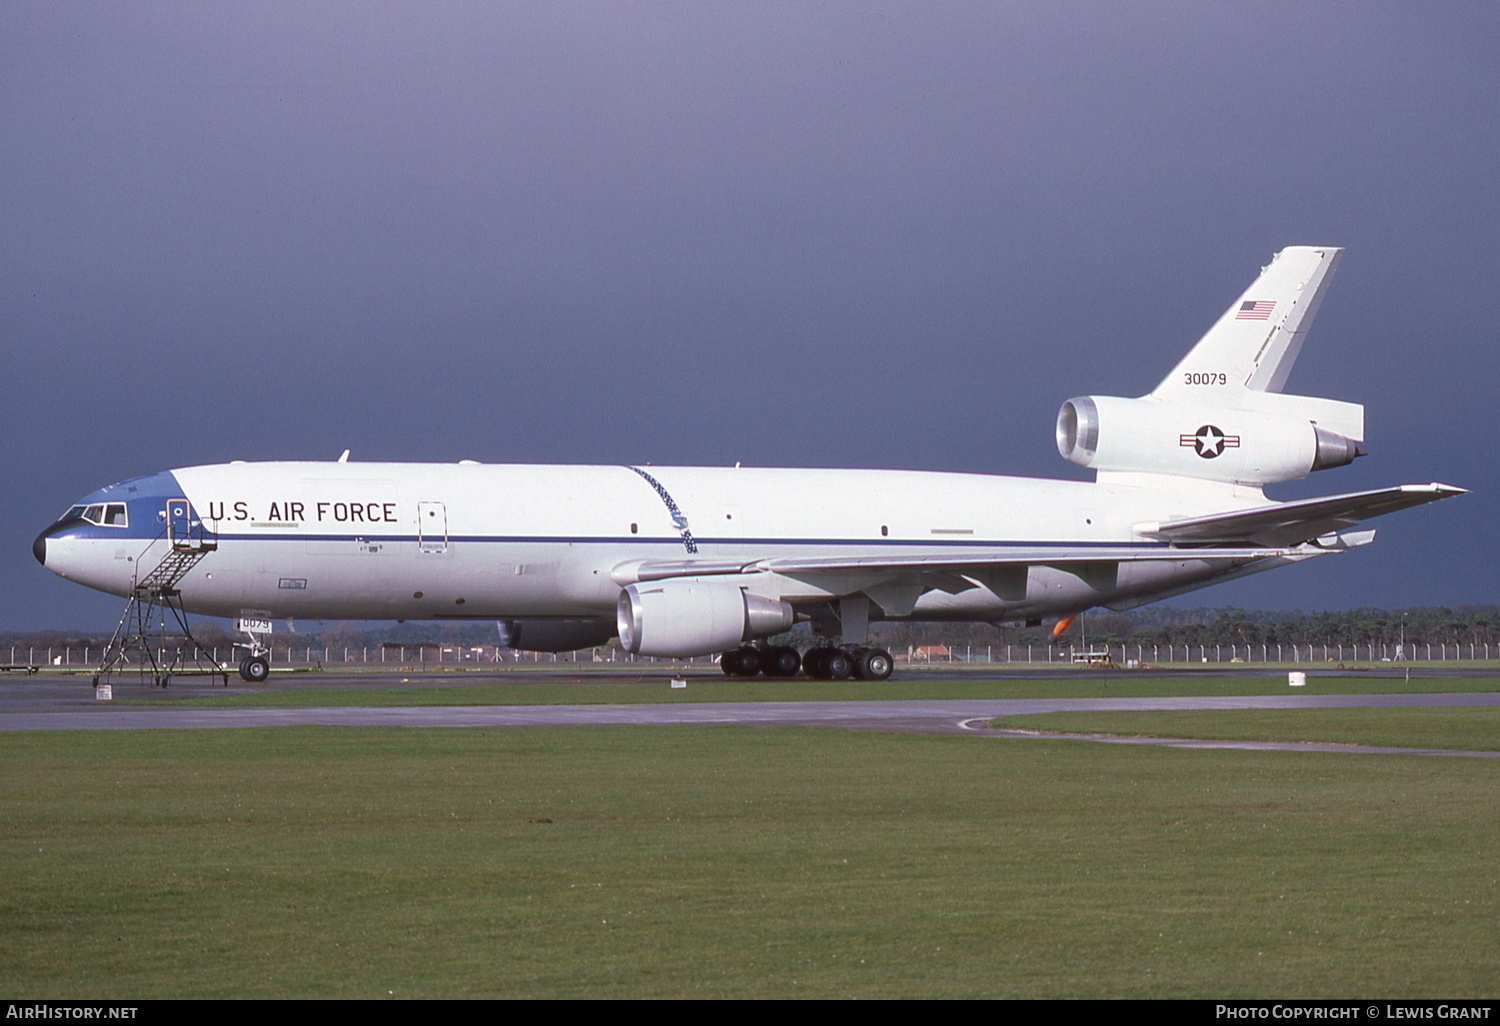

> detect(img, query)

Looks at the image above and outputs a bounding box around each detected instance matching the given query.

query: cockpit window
[70,503,129,527]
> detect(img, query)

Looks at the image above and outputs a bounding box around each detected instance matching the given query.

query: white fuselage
[40,461,1274,627]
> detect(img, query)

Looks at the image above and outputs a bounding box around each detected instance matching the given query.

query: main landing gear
[719,644,895,681]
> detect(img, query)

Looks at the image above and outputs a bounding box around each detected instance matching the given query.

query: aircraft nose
[33,519,78,568]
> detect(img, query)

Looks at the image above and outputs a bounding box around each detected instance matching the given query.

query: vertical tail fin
[1152,246,1344,399]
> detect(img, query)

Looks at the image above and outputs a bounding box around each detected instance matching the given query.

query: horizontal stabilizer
[1134,483,1466,547]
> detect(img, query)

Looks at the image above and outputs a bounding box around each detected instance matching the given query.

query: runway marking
[955,713,1496,756]
[981,727,1500,759]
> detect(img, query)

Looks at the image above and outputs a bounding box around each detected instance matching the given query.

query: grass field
[122,673,1500,708]
[989,707,1500,752]
[3,720,1497,998]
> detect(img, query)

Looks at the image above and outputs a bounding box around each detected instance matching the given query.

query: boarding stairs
[93,519,227,688]
[133,544,213,594]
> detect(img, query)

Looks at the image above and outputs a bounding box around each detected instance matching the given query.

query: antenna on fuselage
[337,449,350,463]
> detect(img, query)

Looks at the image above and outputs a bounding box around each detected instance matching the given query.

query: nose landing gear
[238,654,271,682]
[233,618,275,683]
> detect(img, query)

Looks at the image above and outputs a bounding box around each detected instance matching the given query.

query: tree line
[869,605,1497,652]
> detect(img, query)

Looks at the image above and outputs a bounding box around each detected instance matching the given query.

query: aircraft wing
[614,482,1464,586]
[1133,483,1466,547]
[613,544,1301,586]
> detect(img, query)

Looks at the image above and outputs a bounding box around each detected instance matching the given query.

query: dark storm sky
[3,2,1496,630]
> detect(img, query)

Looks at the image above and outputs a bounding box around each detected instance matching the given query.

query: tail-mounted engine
[1057,394,1365,486]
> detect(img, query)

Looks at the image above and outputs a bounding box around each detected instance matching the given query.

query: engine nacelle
[498,617,617,653]
[617,581,794,657]
[1057,395,1364,486]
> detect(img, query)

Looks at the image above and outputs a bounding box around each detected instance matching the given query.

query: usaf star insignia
[1180,424,1241,459]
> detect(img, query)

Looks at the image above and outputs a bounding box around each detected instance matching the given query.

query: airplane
[34,246,1463,682]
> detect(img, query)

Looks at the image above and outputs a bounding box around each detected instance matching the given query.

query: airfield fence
[9,641,1500,671]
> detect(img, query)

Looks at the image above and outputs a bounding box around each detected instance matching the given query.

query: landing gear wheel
[720,650,742,676]
[855,648,894,681]
[733,646,762,677]
[764,647,801,677]
[240,655,270,683]
[823,650,853,680]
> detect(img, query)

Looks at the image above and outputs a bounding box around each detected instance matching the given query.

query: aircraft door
[417,501,448,554]
[165,498,208,549]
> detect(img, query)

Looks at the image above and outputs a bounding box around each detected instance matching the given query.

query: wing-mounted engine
[1056,394,1365,486]
[617,580,794,658]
